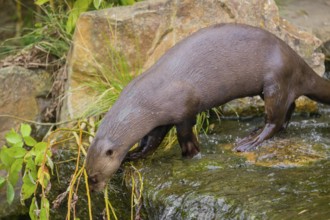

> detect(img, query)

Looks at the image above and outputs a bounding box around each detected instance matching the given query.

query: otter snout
[87,174,107,192]
[88,175,98,185]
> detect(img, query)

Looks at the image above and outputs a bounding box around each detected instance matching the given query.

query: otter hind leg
[283,102,296,129]
[235,90,295,152]
[176,117,200,158]
[125,125,172,161]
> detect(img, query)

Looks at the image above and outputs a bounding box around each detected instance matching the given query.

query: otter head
[85,136,126,191]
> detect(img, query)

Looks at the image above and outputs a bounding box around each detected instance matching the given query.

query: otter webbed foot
[234,123,278,152]
[125,151,145,161]
[176,117,201,158]
[234,136,263,152]
[181,141,200,158]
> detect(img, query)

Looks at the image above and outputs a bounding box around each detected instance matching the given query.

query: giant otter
[86,23,330,191]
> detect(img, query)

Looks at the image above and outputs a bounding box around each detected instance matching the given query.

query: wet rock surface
[136,107,330,219]
[10,106,328,220]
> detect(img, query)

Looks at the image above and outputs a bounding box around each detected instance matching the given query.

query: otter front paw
[124,152,146,161]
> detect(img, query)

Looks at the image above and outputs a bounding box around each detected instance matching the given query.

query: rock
[322,41,330,60]
[277,0,330,43]
[277,0,330,79]
[235,139,327,167]
[138,147,329,219]
[0,66,52,145]
[130,112,330,219]
[61,0,325,120]
[323,40,330,78]
[0,66,52,218]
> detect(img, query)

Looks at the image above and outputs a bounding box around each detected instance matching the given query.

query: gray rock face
[61,0,325,120]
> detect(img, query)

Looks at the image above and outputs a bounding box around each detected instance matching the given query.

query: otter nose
[88,176,98,185]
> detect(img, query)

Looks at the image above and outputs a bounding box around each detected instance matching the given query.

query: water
[138,105,330,219]
[32,105,330,219]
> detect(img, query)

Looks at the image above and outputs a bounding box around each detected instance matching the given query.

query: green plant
[35,0,137,34]
[82,46,137,118]
[1,0,131,60]
[51,120,121,220]
[0,123,53,219]
[0,4,71,65]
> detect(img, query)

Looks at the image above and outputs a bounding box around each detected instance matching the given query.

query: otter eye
[106,149,113,156]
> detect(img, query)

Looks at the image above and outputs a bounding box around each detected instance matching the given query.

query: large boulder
[61,0,325,120]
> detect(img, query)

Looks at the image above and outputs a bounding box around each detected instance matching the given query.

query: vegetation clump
[0,124,53,219]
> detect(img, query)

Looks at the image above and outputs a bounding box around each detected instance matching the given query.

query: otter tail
[304,66,330,105]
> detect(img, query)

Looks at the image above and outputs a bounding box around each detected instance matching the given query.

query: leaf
[9,158,23,185]
[21,171,37,200]
[6,181,15,204]
[24,150,35,159]
[46,155,54,172]
[0,147,14,167]
[10,174,20,188]
[5,129,22,145]
[46,148,52,157]
[38,166,50,188]
[13,141,24,148]
[7,147,27,159]
[20,124,32,137]
[93,0,103,9]
[8,169,20,186]
[34,142,48,166]
[28,171,37,185]
[34,0,50,6]
[0,176,5,186]
[29,197,38,220]
[66,0,93,33]
[34,142,47,154]
[21,180,36,200]
[24,136,37,147]
[39,197,50,220]
[26,158,37,179]
[35,152,44,166]
[121,0,135,5]
[10,159,23,174]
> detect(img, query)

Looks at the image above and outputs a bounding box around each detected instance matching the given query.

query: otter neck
[98,101,156,153]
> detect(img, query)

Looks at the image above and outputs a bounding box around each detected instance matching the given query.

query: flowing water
[137,105,330,219]
[37,105,330,219]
